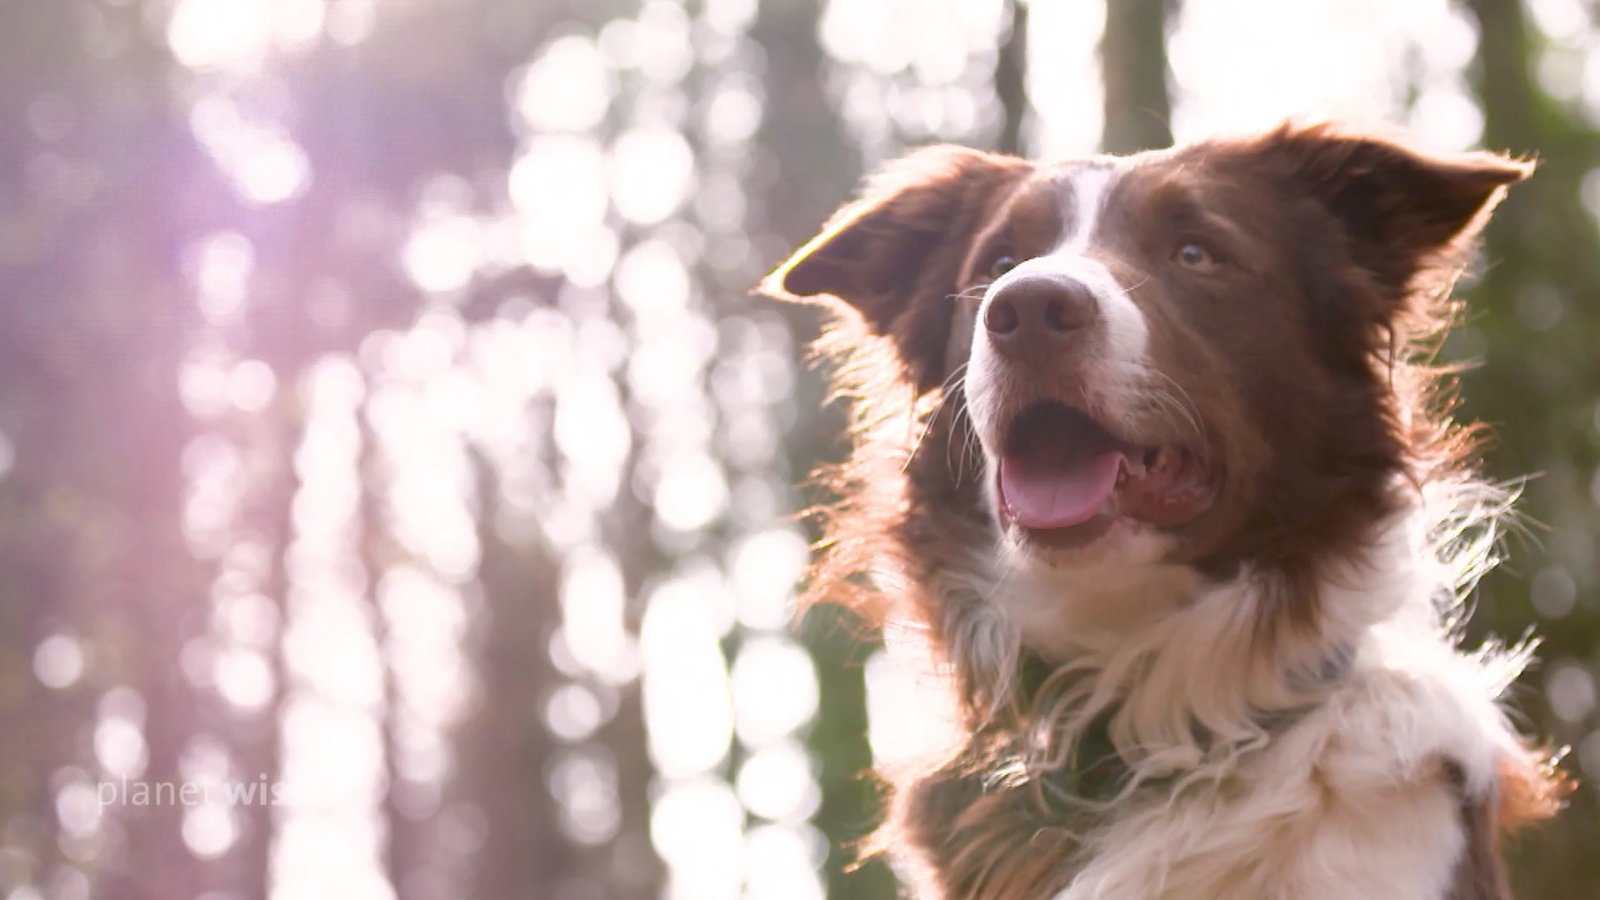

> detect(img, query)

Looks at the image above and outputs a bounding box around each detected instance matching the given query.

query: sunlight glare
[179,351,233,420]
[703,79,763,147]
[168,0,273,71]
[627,316,717,409]
[730,637,818,747]
[183,433,247,559]
[653,451,730,533]
[1026,0,1106,156]
[228,360,277,414]
[1409,87,1485,152]
[1171,0,1481,146]
[553,370,632,511]
[614,238,691,318]
[273,0,327,51]
[92,713,148,779]
[33,634,85,689]
[53,773,102,839]
[549,749,623,845]
[823,0,1011,145]
[213,592,281,649]
[183,804,238,859]
[820,0,910,75]
[214,646,276,710]
[168,0,325,71]
[545,683,607,742]
[190,97,311,205]
[508,135,610,273]
[610,126,696,225]
[233,135,312,206]
[704,0,759,36]
[374,422,481,581]
[650,778,743,900]
[516,36,614,133]
[325,0,376,46]
[271,813,395,900]
[191,231,254,323]
[743,824,827,900]
[281,697,386,804]
[729,529,808,630]
[403,213,484,294]
[735,740,820,823]
[377,565,473,724]
[1526,0,1592,42]
[273,350,392,900]
[558,547,639,685]
[633,2,696,84]
[641,576,734,779]
[179,734,233,785]
[283,601,384,710]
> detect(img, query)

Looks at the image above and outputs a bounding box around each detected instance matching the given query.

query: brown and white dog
[763,123,1566,899]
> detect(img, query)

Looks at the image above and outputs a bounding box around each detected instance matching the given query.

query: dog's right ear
[762,146,1031,390]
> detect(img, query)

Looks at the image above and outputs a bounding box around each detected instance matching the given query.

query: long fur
[767,123,1565,899]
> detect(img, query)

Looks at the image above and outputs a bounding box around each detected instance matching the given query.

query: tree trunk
[995,0,1030,155]
[1100,0,1173,153]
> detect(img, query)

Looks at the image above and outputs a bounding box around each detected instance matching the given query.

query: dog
[762,123,1565,899]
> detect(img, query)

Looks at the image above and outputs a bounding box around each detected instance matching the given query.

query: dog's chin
[990,507,1198,649]
[1000,509,1175,570]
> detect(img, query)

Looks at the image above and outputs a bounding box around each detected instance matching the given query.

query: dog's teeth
[1150,447,1172,473]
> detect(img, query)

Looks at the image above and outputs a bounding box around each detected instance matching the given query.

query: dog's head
[766,124,1528,647]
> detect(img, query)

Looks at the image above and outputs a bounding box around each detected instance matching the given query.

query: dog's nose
[982,274,1098,353]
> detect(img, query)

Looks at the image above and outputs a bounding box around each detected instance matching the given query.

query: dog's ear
[1260,123,1532,294]
[762,146,1031,390]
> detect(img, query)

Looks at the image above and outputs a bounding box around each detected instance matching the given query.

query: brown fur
[886,738,1079,900]
[1495,744,1572,832]
[762,123,1562,897]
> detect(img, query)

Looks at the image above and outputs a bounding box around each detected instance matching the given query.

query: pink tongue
[1000,450,1123,529]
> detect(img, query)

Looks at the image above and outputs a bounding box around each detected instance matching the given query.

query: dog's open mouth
[996,400,1218,535]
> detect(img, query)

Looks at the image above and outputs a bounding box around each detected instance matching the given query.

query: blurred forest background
[0,0,1597,898]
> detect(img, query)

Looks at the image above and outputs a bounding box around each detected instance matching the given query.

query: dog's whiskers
[1133,371,1207,448]
[902,362,974,476]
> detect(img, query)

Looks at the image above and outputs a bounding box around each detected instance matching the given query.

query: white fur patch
[1057,165,1115,254]
[1050,166,1148,369]
[891,483,1535,899]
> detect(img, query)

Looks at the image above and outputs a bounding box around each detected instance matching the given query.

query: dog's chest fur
[904,537,1529,899]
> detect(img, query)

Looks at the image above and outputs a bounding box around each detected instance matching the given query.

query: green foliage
[1461,1,1600,894]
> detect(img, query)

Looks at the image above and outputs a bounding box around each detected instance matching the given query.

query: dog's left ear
[1261,123,1533,295]
[762,146,1031,391]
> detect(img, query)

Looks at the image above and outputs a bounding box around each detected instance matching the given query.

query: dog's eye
[1175,242,1216,269]
[989,255,1019,278]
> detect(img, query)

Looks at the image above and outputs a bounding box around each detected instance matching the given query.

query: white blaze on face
[966,163,1151,448]
[1049,164,1148,367]
[1057,164,1114,253]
